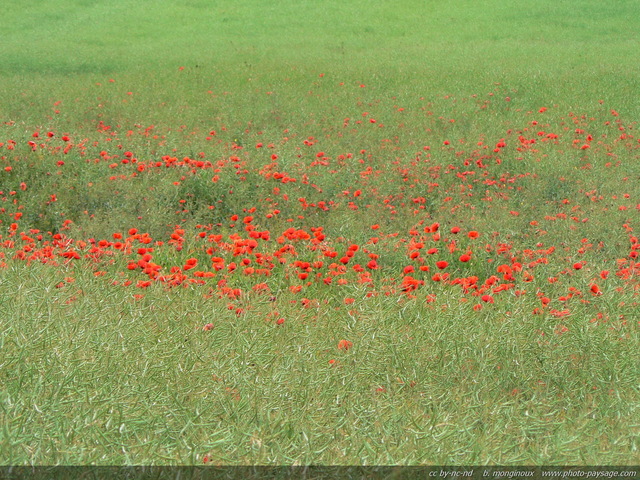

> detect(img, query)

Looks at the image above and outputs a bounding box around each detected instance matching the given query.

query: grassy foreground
[1,0,639,466]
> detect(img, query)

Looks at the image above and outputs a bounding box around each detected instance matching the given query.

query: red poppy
[436,261,448,269]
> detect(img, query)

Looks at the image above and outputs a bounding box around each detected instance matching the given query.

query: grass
[1,0,639,467]
[2,264,637,465]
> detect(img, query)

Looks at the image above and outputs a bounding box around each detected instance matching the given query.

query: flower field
[2,82,640,319]
[1,0,639,467]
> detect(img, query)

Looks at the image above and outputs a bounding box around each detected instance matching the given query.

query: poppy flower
[481,294,494,303]
[337,339,353,351]
[436,261,448,269]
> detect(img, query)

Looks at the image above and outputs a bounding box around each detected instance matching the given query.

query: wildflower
[337,339,353,351]
[436,260,448,269]
[481,294,494,303]
[554,324,569,334]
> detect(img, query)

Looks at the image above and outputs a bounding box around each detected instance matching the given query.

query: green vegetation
[0,0,638,466]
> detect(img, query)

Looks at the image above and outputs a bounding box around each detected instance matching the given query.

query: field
[1,0,639,467]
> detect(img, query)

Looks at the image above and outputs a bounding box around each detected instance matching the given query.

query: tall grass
[0,0,639,466]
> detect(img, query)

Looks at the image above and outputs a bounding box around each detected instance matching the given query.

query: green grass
[2,263,638,465]
[1,0,639,467]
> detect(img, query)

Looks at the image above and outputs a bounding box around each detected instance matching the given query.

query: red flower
[436,261,448,269]
[459,254,471,263]
[337,340,353,351]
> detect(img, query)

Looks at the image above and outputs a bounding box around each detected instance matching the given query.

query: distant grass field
[1,0,639,468]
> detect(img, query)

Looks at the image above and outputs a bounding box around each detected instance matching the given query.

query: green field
[1,0,639,467]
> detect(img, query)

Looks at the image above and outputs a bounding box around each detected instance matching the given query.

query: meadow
[1,0,639,467]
